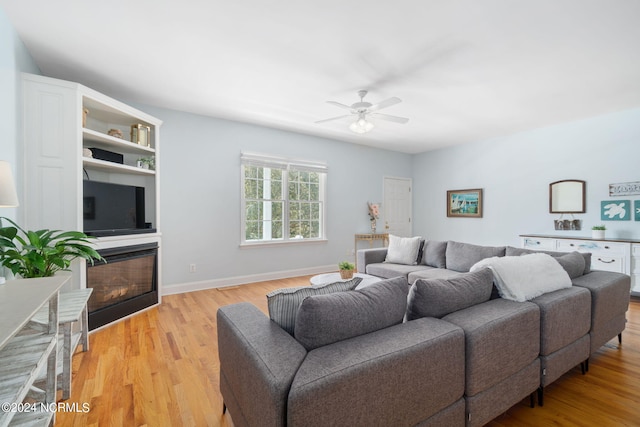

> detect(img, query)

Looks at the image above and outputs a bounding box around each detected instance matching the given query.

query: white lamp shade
[0,161,19,207]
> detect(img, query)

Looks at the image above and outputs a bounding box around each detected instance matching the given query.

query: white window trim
[240,151,327,246]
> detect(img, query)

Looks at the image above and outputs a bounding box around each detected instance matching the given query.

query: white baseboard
[161,264,336,296]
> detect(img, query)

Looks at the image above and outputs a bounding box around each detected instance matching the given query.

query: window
[241,152,327,244]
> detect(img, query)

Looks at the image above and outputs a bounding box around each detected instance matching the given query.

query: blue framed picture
[635,200,640,221]
[601,200,631,221]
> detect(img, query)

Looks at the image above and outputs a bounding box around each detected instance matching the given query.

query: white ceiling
[3,0,640,153]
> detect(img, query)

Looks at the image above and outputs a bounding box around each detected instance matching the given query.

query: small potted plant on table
[338,261,355,279]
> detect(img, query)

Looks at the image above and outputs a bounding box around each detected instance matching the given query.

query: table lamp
[0,160,19,284]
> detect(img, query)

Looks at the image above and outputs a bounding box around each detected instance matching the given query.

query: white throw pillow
[470,253,571,302]
[385,235,422,265]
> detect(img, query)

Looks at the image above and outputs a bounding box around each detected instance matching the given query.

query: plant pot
[339,269,354,280]
[592,230,605,240]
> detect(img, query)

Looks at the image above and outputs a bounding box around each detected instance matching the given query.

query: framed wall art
[447,188,483,218]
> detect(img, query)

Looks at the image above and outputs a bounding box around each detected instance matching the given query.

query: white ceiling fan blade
[326,101,354,111]
[315,114,352,124]
[369,97,402,111]
[371,113,409,124]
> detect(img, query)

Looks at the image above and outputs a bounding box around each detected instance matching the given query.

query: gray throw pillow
[266,277,362,335]
[422,240,447,268]
[554,251,586,279]
[446,241,506,272]
[505,246,591,275]
[406,268,494,320]
[294,277,409,351]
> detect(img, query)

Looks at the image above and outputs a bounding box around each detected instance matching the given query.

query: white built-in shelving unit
[21,73,162,296]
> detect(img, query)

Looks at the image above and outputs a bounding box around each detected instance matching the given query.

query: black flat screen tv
[83,180,153,237]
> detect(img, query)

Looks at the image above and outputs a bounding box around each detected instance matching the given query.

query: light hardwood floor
[55,277,640,427]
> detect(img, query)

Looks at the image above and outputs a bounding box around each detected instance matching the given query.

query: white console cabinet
[521,234,640,295]
[21,73,162,297]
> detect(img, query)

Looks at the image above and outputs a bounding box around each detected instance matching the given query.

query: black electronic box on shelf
[89,147,123,164]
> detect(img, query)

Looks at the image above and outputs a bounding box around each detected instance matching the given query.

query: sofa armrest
[357,247,388,273]
[217,303,307,427]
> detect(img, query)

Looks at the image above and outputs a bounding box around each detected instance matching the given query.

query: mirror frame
[549,179,586,213]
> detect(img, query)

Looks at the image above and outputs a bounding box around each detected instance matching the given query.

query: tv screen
[83,181,151,236]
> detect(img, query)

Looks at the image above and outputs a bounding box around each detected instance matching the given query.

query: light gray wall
[0,6,40,222]
[139,105,413,289]
[412,108,640,247]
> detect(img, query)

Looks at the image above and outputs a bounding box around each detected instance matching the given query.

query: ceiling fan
[316,90,409,134]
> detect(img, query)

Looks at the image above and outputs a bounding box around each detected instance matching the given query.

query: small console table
[0,276,67,427]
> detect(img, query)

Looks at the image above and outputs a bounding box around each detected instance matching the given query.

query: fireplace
[86,243,158,330]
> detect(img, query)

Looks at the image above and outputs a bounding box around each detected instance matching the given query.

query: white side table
[310,272,382,290]
[32,288,93,400]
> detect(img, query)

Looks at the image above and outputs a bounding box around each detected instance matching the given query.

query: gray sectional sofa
[217,239,630,427]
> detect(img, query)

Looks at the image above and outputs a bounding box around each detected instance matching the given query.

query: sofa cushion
[266,277,362,335]
[422,240,447,268]
[406,268,494,320]
[385,235,422,265]
[471,253,571,302]
[505,246,591,275]
[446,241,506,272]
[407,267,463,284]
[554,252,586,279]
[294,277,409,351]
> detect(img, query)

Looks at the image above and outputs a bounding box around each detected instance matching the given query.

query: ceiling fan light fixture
[349,115,374,134]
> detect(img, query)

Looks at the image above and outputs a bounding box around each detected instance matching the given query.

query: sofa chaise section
[288,318,465,427]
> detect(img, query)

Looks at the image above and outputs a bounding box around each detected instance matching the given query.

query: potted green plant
[136,156,155,170]
[591,225,606,240]
[0,217,103,279]
[338,261,355,279]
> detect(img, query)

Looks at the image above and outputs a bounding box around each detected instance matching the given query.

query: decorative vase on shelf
[370,219,377,233]
[592,230,605,240]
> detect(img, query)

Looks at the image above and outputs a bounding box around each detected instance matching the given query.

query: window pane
[311,203,319,219]
[289,181,298,200]
[272,221,283,239]
[272,201,283,219]
[310,183,319,200]
[246,221,262,240]
[311,220,320,237]
[271,180,282,199]
[245,201,261,221]
[290,202,300,220]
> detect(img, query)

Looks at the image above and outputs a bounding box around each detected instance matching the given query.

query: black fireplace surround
[86,242,158,330]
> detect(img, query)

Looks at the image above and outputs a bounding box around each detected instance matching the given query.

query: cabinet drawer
[522,238,556,250]
[557,240,626,255]
[591,255,624,273]
[633,244,640,256]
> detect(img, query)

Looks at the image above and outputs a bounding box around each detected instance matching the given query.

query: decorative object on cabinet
[447,188,482,218]
[549,179,585,213]
[107,128,123,138]
[368,202,380,232]
[0,217,103,278]
[82,107,89,127]
[609,181,640,196]
[82,148,93,158]
[338,261,355,279]
[601,200,631,221]
[554,216,581,231]
[591,225,606,239]
[131,123,151,146]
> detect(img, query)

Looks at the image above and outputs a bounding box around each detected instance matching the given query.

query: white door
[383,177,412,236]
